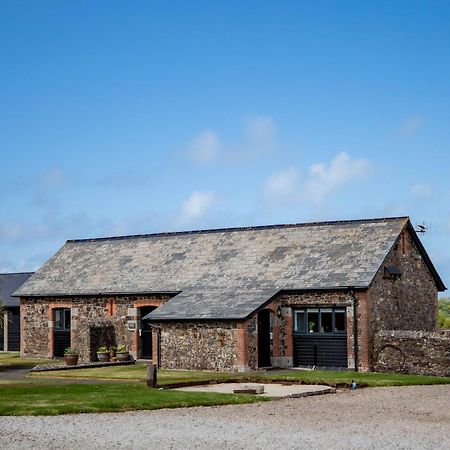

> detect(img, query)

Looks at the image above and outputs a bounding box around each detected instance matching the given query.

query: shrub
[97,346,109,353]
[117,344,127,353]
[64,347,78,355]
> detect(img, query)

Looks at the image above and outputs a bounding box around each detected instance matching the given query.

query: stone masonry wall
[366,228,439,368]
[373,330,450,377]
[20,294,170,362]
[157,321,239,371]
[368,229,438,333]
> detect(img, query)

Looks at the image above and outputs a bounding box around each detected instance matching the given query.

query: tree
[438,298,450,329]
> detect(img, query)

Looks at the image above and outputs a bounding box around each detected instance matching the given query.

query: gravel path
[1,385,449,449]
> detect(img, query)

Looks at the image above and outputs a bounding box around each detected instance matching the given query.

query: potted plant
[97,345,110,362]
[308,321,316,333]
[116,344,129,361]
[64,347,79,366]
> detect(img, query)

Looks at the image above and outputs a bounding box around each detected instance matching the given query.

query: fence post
[146,363,157,388]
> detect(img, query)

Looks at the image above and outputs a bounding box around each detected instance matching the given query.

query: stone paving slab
[175,382,336,398]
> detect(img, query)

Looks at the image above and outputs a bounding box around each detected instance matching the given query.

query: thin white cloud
[186,116,277,165]
[244,116,277,148]
[187,131,220,164]
[264,167,299,205]
[36,167,65,191]
[397,115,424,137]
[264,152,371,206]
[411,183,432,200]
[302,152,371,205]
[176,191,216,226]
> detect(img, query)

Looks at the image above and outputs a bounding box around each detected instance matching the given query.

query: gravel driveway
[1,385,449,449]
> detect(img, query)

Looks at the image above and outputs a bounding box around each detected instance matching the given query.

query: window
[294,310,306,332]
[294,307,346,334]
[54,308,71,331]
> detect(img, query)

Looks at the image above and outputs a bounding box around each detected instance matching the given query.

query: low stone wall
[373,330,450,377]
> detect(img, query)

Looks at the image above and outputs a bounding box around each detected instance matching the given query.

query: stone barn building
[0,272,33,352]
[15,217,446,372]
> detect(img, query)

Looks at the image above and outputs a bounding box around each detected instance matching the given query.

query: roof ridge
[67,216,409,243]
[0,271,35,276]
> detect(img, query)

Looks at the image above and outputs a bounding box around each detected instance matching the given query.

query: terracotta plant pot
[97,352,110,362]
[116,351,129,362]
[64,354,79,366]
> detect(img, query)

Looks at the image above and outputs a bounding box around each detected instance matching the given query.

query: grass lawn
[29,365,247,385]
[0,382,268,416]
[0,352,55,367]
[260,369,450,387]
[29,363,450,388]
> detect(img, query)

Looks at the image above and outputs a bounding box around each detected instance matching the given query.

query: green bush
[64,347,78,355]
[438,298,450,329]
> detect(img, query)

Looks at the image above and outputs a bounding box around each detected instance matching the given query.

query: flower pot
[116,351,129,362]
[97,352,110,362]
[64,354,79,366]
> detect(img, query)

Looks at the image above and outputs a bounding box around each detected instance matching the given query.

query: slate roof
[0,272,34,307]
[149,288,280,321]
[14,217,445,320]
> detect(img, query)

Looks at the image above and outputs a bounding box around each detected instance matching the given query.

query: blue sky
[1,1,450,289]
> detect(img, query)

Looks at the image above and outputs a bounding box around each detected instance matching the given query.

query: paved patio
[175,382,335,398]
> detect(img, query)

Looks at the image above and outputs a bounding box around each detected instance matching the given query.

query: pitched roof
[148,288,280,321]
[14,217,445,319]
[0,272,34,307]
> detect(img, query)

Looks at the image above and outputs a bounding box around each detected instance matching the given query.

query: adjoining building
[15,217,446,372]
[0,272,34,352]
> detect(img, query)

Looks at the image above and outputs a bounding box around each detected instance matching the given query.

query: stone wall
[373,330,450,377]
[20,294,170,362]
[366,228,439,368]
[368,229,438,333]
[247,316,258,370]
[157,321,239,371]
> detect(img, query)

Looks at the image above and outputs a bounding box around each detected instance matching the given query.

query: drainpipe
[349,289,359,373]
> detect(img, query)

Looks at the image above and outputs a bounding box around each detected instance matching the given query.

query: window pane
[307,312,319,332]
[64,309,71,330]
[295,311,306,332]
[334,311,346,332]
[321,312,333,332]
[54,310,62,329]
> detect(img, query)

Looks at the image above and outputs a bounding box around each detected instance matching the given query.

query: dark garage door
[293,307,347,368]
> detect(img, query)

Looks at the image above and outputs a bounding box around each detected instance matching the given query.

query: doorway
[257,309,271,367]
[53,308,71,357]
[140,306,156,359]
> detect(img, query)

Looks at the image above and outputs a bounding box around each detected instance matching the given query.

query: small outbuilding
[15,217,445,371]
[0,272,33,352]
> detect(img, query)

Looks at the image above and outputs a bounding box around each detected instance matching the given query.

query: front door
[53,308,71,357]
[140,306,156,359]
